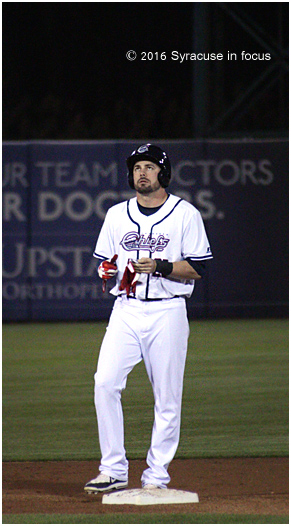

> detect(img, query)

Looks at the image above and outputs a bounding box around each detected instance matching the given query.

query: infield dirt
[2,457,288,517]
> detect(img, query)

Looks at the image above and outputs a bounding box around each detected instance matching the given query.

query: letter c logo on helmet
[126,143,171,189]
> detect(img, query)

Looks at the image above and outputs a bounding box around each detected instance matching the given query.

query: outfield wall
[3,139,288,321]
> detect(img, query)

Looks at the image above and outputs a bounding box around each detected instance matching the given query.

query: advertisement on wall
[3,139,288,321]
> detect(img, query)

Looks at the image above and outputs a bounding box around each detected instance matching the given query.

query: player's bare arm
[170,260,202,280]
[133,258,202,280]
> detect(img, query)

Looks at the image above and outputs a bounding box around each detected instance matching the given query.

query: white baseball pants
[94,295,189,488]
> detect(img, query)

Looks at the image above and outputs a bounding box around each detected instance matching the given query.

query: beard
[134,179,161,195]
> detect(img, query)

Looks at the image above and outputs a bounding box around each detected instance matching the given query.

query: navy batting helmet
[127,144,171,189]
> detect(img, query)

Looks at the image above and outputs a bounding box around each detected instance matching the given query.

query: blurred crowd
[3,87,192,141]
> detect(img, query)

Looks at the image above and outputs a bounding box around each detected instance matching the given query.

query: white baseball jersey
[94,194,212,298]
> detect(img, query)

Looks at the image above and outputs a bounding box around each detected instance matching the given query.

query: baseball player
[84,144,212,493]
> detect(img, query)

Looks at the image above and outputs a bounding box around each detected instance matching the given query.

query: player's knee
[94,372,119,399]
[94,372,111,392]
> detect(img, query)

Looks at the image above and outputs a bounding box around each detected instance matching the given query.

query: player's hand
[132,258,157,274]
[98,255,118,292]
[98,255,118,280]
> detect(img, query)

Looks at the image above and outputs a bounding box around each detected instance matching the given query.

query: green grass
[2,513,289,524]
[180,319,289,457]
[2,319,288,461]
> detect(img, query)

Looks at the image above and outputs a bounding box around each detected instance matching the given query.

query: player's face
[133,160,161,195]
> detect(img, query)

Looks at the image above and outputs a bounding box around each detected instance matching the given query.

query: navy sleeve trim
[188,254,213,260]
[93,252,107,260]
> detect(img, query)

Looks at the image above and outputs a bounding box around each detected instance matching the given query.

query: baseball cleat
[84,473,128,493]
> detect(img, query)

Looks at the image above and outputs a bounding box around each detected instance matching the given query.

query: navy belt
[118,296,179,301]
[141,298,164,301]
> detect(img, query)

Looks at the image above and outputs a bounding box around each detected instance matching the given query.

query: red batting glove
[119,260,140,297]
[98,254,118,293]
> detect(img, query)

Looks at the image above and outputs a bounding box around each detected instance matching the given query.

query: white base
[102,488,199,506]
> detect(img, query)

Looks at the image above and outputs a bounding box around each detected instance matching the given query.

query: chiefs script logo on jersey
[120,231,170,253]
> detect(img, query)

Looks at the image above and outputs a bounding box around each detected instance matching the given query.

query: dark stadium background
[3,2,288,140]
